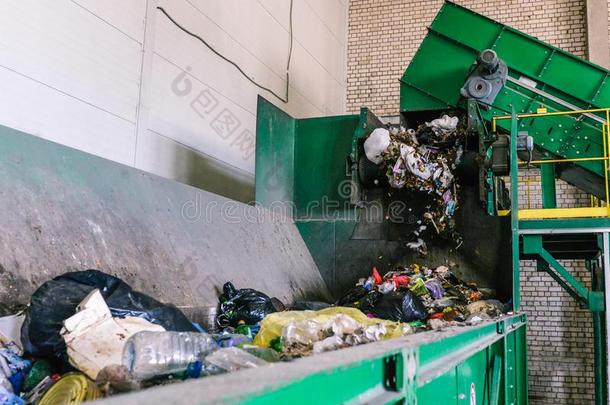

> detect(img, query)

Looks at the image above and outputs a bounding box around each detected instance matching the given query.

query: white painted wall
[0,0,348,201]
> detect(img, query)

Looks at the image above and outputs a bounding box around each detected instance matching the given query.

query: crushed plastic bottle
[234,322,253,339]
[240,346,281,363]
[282,320,323,346]
[312,336,343,354]
[204,347,267,372]
[122,331,218,380]
[214,333,251,348]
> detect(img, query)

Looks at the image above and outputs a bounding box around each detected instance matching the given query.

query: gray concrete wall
[0,124,330,317]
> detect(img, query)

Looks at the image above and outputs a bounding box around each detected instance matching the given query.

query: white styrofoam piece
[61,289,165,380]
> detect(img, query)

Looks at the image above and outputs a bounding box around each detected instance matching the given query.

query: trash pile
[363,114,465,253]
[0,274,286,404]
[335,265,507,330]
[0,267,507,404]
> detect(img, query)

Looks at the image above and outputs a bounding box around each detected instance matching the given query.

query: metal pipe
[502,77,607,124]
[517,157,608,165]
[510,108,521,310]
[593,311,604,405]
[602,124,608,207]
[494,107,607,123]
[591,256,604,405]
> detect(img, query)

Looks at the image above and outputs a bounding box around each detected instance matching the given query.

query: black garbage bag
[357,291,383,313]
[21,270,196,369]
[335,286,368,307]
[290,301,331,311]
[218,282,276,327]
[370,291,427,322]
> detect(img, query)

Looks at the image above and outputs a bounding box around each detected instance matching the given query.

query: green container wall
[238,316,528,405]
[255,97,512,300]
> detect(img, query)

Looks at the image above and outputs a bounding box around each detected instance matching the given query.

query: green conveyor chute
[401,1,610,196]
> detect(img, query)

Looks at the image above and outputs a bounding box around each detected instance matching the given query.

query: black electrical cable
[157,4,293,103]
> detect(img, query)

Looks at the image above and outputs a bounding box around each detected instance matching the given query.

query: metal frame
[396,2,610,402]
[504,109,609,405]
[603,233,610,403]
[494,107,610,220]
[522,234,604,311]
[401,1,610,181]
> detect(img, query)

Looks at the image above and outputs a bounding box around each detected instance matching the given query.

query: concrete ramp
[0,125,330,314]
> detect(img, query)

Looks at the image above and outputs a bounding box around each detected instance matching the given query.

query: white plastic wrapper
[378,281,396,294]
[313,336,343,354]
[327,314,359,336]
[426,115,459,135]
[364,128,391,164]
[282,320,323,345]
[401,144,433,180]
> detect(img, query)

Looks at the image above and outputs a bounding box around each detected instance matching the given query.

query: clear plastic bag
[253,307,404,348]
[281,320,323,346]
[122,331,218,380]
[312,336,343,354]
[327,314,359,336]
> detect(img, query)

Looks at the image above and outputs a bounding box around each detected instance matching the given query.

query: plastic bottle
[235,321,253,339]
[204,347,268,372]
[122,331,218,380]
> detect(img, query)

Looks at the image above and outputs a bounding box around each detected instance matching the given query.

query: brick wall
[347,0,587,116]
[517,171,595,403]
[347,1,595,404]
[521,259,595,403]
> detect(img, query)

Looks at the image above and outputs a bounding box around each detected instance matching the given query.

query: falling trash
[363,113,465,252]
[364,128,391,164]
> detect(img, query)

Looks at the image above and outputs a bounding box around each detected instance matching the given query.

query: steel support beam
[540,163,557,209]
[523,235,588,300]
[489,354,502,405]
[525,232,607,405]
[602,232,610,404]
[510,110,521,311]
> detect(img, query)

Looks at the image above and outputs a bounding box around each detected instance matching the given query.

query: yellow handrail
[492,107,610,219]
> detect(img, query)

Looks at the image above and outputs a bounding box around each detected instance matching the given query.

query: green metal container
[247,95,525,404]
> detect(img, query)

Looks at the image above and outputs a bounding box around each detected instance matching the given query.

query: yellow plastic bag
[253,306,404,347]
